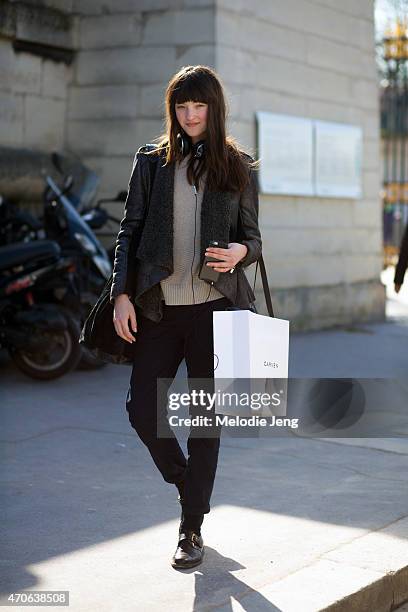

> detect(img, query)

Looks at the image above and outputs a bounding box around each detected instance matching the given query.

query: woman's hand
[205,243,248,273]
[113,294,137,343]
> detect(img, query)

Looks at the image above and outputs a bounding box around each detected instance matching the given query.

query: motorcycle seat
[0,240,61,272]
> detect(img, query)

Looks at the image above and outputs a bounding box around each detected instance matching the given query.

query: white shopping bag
[213,309,290,417]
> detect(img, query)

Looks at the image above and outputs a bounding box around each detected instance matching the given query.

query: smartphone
[198,240,229,283]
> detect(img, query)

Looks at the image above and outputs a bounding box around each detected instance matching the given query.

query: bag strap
[236,206,275,318]
[252,255,274,318]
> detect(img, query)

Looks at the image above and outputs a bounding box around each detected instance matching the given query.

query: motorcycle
[80,192,126,265]
[1,154,126,262]
[0,153,125,370]
[41,158,113,369]
[0,239,81,380]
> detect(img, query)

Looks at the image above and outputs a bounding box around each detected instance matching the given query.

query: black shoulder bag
[78,146,159,365]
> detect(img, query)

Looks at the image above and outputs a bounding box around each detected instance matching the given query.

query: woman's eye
[176,103,206,109]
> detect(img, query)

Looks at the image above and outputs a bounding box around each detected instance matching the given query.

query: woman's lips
[187,123,200,126]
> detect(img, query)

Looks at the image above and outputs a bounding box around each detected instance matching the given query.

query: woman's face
[175,100,208,144]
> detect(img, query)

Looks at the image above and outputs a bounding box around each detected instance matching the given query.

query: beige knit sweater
[159,154,226,305]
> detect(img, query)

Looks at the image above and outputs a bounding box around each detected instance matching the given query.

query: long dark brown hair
[145,65,260,193]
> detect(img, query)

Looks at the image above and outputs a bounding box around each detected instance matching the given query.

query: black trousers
[126,295,231,515]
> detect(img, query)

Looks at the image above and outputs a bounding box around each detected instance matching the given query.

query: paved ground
[1,266,407,611]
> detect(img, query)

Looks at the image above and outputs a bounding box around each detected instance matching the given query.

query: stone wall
[66,0,216,197]
[0,1,74,152]
[214,0,385,328]
[0,0,385,329]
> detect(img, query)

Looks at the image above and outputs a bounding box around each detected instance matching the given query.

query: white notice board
[314,120,362,198]
[256,111,314,196]
[255,111,363,199]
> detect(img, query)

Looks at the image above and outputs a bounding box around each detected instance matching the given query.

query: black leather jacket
[110,145,262,322]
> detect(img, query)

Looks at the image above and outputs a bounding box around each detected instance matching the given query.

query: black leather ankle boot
[171,529,204,569]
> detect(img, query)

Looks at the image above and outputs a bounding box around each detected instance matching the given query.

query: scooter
[1,151,126,261]
[1,153,121,370]
[80,192,126,265]
[40,159,114,369]
[43,173,111,287]
[0,240,82,380]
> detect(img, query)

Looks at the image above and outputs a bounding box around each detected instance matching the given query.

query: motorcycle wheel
[9,308,82,380]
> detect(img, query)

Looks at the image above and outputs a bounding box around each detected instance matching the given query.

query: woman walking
[394,222,408,294]
[110,65,262,569]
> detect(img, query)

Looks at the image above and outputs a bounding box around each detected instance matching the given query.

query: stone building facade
[0,0,385,329]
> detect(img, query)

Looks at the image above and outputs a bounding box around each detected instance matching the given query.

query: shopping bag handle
[235,203,275,318]
[253,255,275,318]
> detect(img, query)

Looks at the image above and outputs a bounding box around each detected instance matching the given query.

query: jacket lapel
[135,157,233,278]
[134,156,174,273]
